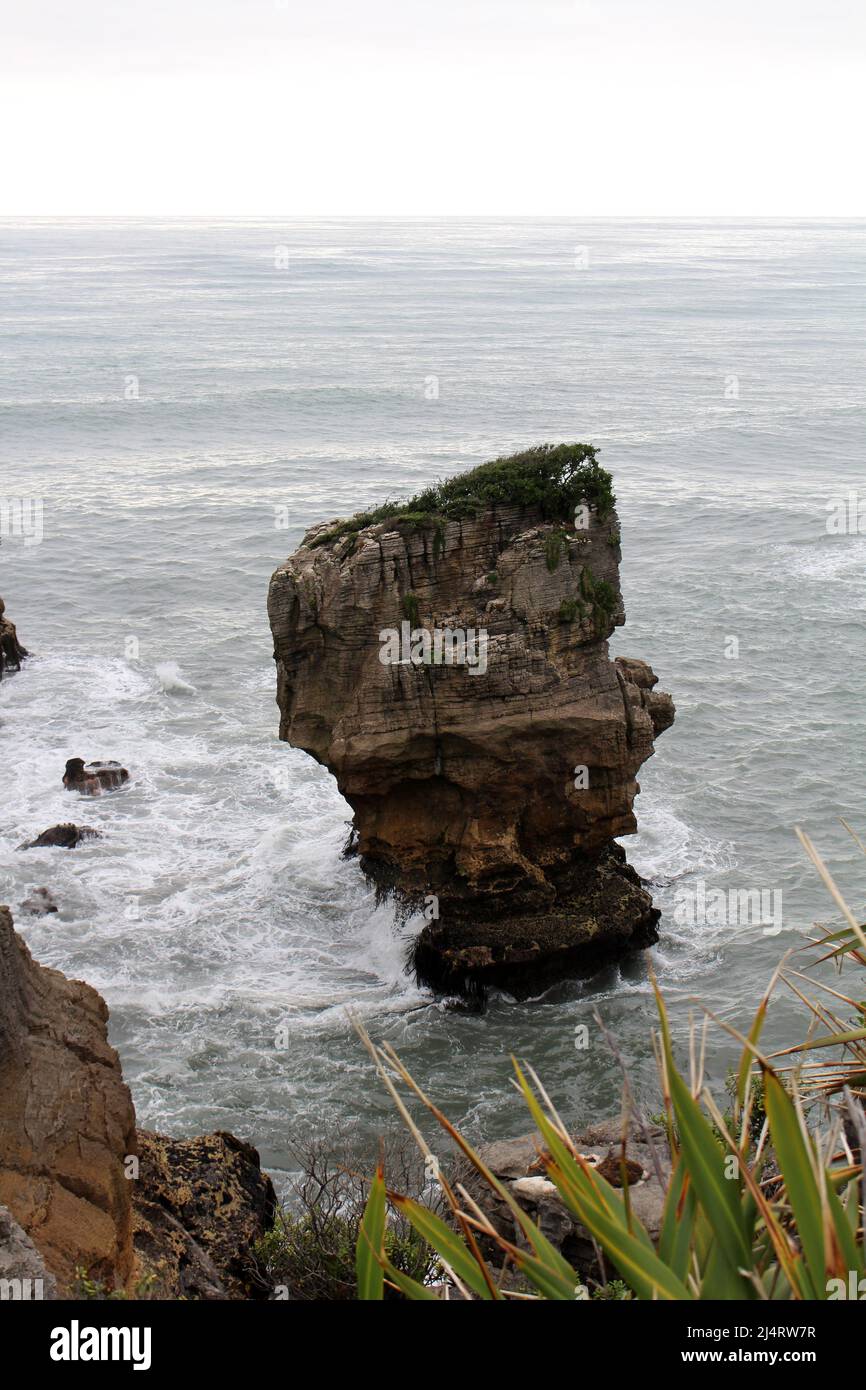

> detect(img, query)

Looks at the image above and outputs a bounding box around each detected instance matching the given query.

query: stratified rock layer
[269,475,673,995]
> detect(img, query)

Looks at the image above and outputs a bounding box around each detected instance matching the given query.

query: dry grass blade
[796,827,866,954]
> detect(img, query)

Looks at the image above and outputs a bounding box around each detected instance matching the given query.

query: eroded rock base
[409,843,659,999]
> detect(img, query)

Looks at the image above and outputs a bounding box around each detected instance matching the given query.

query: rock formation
[458,1120,670,1282]
[0,597,28,679]
[63,759,129,795]
[0,1204,57,1299]
[18,824,103,851]
[0,905,137,1293]
[132,1131,276,1300]
[0,905,275,1298]
[268,445,674,997]
[19,887,59,916]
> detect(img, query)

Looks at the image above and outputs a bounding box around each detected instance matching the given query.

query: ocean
[1,218,864,1189]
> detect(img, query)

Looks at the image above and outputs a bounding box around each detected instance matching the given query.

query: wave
[155,661,198,696]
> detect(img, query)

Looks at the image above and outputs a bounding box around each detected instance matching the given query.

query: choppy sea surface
[1,219,865,1188]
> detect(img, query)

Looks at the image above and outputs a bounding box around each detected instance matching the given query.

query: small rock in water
[20,887,59,916]
[0,596,28,679]
[63,758,129,795]
[18,823,102,850]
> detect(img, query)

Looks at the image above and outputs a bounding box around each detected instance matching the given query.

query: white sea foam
[155,661,198,695]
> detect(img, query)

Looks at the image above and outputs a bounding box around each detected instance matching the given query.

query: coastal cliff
[0,906,275,1297]
[268,445,674,996]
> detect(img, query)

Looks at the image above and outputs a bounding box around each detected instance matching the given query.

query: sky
[1,0,864,216]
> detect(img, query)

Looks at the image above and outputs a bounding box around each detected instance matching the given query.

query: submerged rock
[0,597,28,679]
[19,887,59,917]
[18,823,102,851]
[268,445,674,998]
[63,758,129,795]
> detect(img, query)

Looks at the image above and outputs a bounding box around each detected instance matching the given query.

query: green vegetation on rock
[580,566,618,630]
[544,529,569,573]
[310,443,614,549]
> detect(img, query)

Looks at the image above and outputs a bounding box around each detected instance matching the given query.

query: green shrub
[253,1132,443,1301]
[310,443,615,548]
[578,566,617,631]
[544,530,568,572]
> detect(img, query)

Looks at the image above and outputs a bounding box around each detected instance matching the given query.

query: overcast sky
[2,0,864,215]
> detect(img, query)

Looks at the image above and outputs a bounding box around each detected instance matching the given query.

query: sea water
[1,218,864,1187]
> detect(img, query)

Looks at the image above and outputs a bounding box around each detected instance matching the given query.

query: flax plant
[355,825,866,1300]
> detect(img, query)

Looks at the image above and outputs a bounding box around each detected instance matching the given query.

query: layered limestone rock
[0,906,274,1298]
[268,446,674,996]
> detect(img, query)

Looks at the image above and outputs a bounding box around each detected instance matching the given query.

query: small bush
[579,567,618,630]
[544,530,569,572]
[252,1131,445,1301]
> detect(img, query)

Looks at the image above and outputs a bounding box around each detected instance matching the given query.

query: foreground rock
[0,905,137,1293]
[18,823,102,851]
[0,597,28,679]
[63,759,129,795]
[132,1131,276,1300]
[0,905,274,1297]
[0,1205,57,1300]
[461,1120,670,1282]
[269,445,674,997]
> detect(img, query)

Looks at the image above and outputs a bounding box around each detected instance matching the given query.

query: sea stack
[268,445,674,997]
